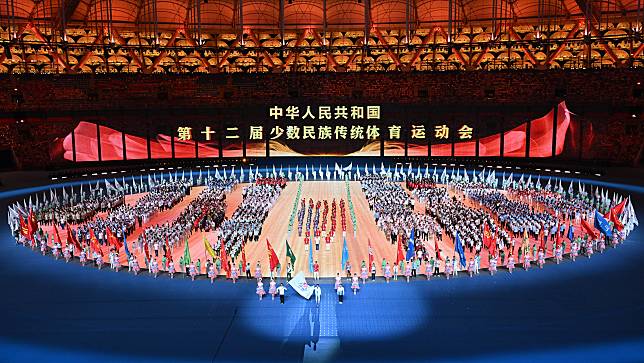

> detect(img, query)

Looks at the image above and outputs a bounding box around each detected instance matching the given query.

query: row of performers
[16,229,622,283]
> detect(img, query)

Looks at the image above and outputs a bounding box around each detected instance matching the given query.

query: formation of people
[218,177,285,259]
[7,166,639,306]
[362,175,435,246]
[138,178,232,257]
[297,197,346,250]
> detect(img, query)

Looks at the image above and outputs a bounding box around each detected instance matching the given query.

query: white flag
[288,272,314,300]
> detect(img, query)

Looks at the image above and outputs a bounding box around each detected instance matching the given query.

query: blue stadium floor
[1,179,644,362]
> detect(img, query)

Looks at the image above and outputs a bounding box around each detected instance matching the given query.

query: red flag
[193,207,208,229]
[539,225,546,251]
[488,235,497,257]
[434,239,443,261]
[66,225,82,251]
[28,209,38,237]
[368,239,374,268]
[555,227,562,249]
[89,228,103,256]
[105,226,118,248]
[53,225,64,248]
[610,208,624,232]
[26,214,35,239]
[604,198,627,220]
[241,243,247,270]
[144,242,150,263]
[266,239,280,272]
[482,224,493,249]
[19,215,30,239]
[220,241,230,278]
[106,227,123,250]
[613,198,627,217]
[142,233,150,262]
[164,237,172,261]
[396,238,405,265]
[580,219,598,240]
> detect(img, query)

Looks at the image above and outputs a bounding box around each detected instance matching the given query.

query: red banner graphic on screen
[430,101,571,157]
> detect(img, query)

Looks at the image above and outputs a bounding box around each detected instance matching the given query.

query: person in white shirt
[276,283,287,304]
[286,263,293,280]
[314,284,322,305]
[337,284,345,304]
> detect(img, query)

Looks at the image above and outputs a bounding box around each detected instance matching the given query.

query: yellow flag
[204,235,217,259]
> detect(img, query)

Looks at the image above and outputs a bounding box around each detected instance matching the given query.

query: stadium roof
[2,0,642,32]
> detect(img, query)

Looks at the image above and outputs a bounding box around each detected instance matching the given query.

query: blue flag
[122,227,130,258]
[594,210,613,238]
[341,237,349,270]
[406,228,415,261]
[454,231,467,268]
[567,224,574,242]
[308,240,314,273]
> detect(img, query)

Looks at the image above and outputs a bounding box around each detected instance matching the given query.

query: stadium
[0,0,643,362]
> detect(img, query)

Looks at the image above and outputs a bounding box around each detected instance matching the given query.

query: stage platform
[1,171,644,362]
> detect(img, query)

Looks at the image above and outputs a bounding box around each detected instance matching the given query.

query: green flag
[286,240,296,266]
[183,238,191,265]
